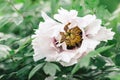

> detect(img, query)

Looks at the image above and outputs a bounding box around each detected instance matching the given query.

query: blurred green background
[0,0,120,80]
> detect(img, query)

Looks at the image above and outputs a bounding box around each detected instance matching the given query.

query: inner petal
[60,23,83,50]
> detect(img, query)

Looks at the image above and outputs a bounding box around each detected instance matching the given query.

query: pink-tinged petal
[56,50,77,63]
[54,8,78,23]
[77,38,100,58]
[78,39,88,54]
[36,22,56,37]
[78,15,96,28]
[32,13,60,61]
[32,36,58,62]
[85,19,102,35]
[85,38,100,50]
[61,42,67,50]
[57,41,92,66]
[41,11,55,22]
[60,58,78,66]
[51,24,65,38]
[91,27,115,41]
[34,13,60,37]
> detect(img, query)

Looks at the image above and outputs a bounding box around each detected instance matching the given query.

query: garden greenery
[0,0,120,80]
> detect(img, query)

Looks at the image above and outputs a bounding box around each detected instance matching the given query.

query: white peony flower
[32,8,115,66]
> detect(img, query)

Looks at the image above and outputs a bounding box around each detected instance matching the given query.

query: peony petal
[34,13,60,37]
[54,8,78,24]
[59,39,99,66]
[56,50,77,63]
[78,38,100,58]
[41,11,55,22]
[59,58,78,66]
[85,38,100,50]
[32,36,58,62]
[51,24,64,38]
[78,15,96,28]
[78,39,88,54]
[85,19,102,35]
[91,27,115,41]
[32,13,60,61]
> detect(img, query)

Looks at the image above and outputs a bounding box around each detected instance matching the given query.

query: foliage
[0,0,120,80]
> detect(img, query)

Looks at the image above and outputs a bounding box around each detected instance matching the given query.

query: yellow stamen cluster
[60,23,83,49]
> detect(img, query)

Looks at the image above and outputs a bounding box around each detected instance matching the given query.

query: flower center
[60,23,83,49]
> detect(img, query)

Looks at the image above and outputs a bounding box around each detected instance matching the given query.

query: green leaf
[99,0,120,12]
[0,75,5,79]
[108,73,120,80]
[9,50,15,55]
[96,6,111,22]
[28,63,44,80]
[51,0,59,16]
[71,45,114,74]
[43,62,60,76]
[16,65,32,80]
[96,45,114,53]
[71,50,98,74]
[85,0,99,9]
[91,55,106,68]
[114,54,120,66]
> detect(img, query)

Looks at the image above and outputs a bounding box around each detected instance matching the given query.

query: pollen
[60,23,83,49]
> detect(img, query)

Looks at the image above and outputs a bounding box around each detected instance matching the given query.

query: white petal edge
[54,8,78,23]
[59,58,78,66]
[85,38,100,50]
[78,15,96,28]
[32,36,59,62]
[32,13,60,62]
[91,27,115,41]
[41,11,55,23]
[56,50,78,63]
[85,19,102,35]
[77,38,100,58]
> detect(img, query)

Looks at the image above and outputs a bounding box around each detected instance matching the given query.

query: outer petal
[90,27,115,41]
[32,35,58,61]
[41,11,55,22]
[77,38,100,58]
[32,13,60,61]
[56,50,77,63]
[59,58,78,66]
[59,38,100,66]
[77,15,96,28]
[78,39,88,54]
[85,19,102,35]
[54,8,78,24]
[34,12,58,37]
[85,38,100,50]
